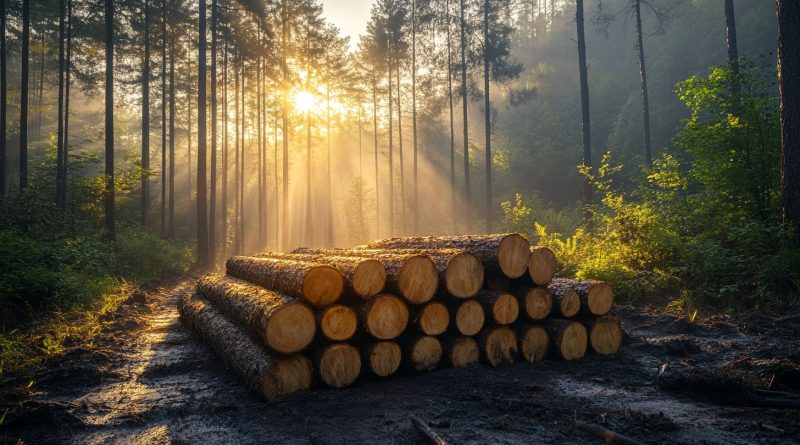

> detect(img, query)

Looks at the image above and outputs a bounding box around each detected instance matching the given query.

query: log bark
[528,246,557,285]
[546,318,588,361]
[512,287,552,321]
[550,278,613,316]
[359,294,410,340]
[366,233,531,278]
[177,293,312,400]
[293,248,437,304]
[311,342,362,388]
[412,301,450,336]
[451,299,485,336]
[196,274,316,354]
[353,247,483,298]
[404,335,443,371]
[484,271,510,291]
[226,256,344,307]
[256,251,386,298]
[442,335,480,368]
[479,326,518,367]
[317,304,358,342]
[547,280,581,318]
[361,341,402,377]
[585,315,622,356]
[475,290,519,325]
[516,324,549,363]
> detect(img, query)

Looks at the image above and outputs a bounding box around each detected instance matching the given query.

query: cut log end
[519,325,549,363]
[497,233,532,278]
[397,255,438,304]
[588,316,623,355]
[492,292,520,325]
[302,265,345,307]
[445,252,485,298]
[529,246,557,285]
[261,355,314,400]
[416,302,450,336]
[549,319,588,361]
[318,304,358,342]
[558,289,581,318]
[406,336,443,371]
[364,341,402,377]
[454,299,485,336]
[364,294,410,340]
[316,343,361,388]
[587,282,614,316]
[520,287,553,321]
[266,303,317,354]
[446,336,480,368]
[352,259,387,298]
[480,326,518,367]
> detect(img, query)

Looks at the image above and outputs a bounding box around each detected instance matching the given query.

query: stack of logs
[178,233,623,401]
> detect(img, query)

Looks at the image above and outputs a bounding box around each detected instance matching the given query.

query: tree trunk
[104,0,115,239]
[222,36,228,256]
[141,0,151,225]
[459,0,470,231]
[404,335,442,371]
[257,41,264,250]
[372,77,380,238]
[576,0,592,215]
[585,315,623,356]
[442,335,479,368]
[724,0,740,104]
[36,25,43,140]
[316,304,358,341]
[177,293,313,400]
[359,293,409,340]
[0,0,6,195]
[396,63,406,234]
[361,341,401,377]
[366,233,531,278]
[160,0,167,236]
[634,0,652,167]
[411,301,449,336]
[451,298,484,336]
[197,0,209,267]
[778,0,800,228]
[233,55,240,253]
[255,252,387,299]
[546,318,587,360]
[225,256,344,307]
[517,323,548,363]
[411,0,419,233]
[239,61,246,252]
[388,59,395,234]
[197,274,316,353]
[475,290,519,325]
[310,342,361,388]
[478,326,517,367]
[549,277,614,316]
[512,286,553,321]
[483,0,493,231]
[168,40,176,237]
[209,0,218,263]
[56,0,66,210]
[280,0,289,250]
[62,0,72,206]
[446,0,456,231]
[20,0,30,190]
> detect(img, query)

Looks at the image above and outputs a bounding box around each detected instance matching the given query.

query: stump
[177,294,313,400]
[413,302,450,336]
[547,319,588,361]
[361,341,402,377]
[313,342,362,388]
[513,287,553,321]
[317,304,358,342]
[547,280,581,318]
[196,274,316,354]
[585,315,623,355]
[479,326,518,367]
[442,336,480,368]
[476,290,520,325]
[451,299,485,336]
[528,246,557,285]
[226,256,344,307]
[360,294,410,340]
[405,335,443,371]
[517,324,549,363]
[550,278,614,316]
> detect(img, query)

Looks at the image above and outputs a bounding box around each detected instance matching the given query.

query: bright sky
[321,0,375,51]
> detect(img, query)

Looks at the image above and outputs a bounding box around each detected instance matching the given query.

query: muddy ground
[2,279,799,444]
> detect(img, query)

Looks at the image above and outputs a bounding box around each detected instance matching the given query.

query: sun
[294,90,315,113]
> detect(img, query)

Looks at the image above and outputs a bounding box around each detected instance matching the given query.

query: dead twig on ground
[575,420,646,445]
[410,415,449,445]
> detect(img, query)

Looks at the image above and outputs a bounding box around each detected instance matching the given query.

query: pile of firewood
[177,233,623,401]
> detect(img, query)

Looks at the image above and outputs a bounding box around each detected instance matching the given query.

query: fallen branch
[754,421,785,434]
[410,415,449,445]
[575,420,646,445]
[773,313,800,323]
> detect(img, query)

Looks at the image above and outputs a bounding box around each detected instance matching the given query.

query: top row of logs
[225,233,557,308]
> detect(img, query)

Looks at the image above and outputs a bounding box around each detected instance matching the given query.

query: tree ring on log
[364,294,409,340]
[558,290,580,318]
[454,299,485,336]
[555,321,587,360]
[529,246,557,285]
[519,325,549,363]
[397,255,438,304]
[365,341,402,377]
[317,343,361,388]
[302,265,345,307]
[588,316,622,355]
[319,304,358,341]
[497,233,532,278]
[267,303,317,353]
[587,282,614,316]
[445,252,485,298]
[492,292,520,325]
[353,259,387,298]
[448,336,479,368]
[261,355,314,400]
[417,302,450,336]
[521,287,552,321]
[407,336,443,371]
[480,326,517,367]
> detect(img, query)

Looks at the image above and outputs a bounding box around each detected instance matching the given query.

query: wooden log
[412,301,450,336]
[516,324,549,363]
[293,248,438,304]
[317,304,358,342]
[442,335,480,368]
[451,299,485,336]
[512,286,553,321]
[475,290,519,325]
[585,315,623,356]
[312,342,362,388]
[255,252,386,299]
[410,415,451,445]
[359,293,410,340]
[404,335,443,371]
[177,293,312,400]
[226,256,344,307]
[550,278,614,316]
[361,341,402,377]
[547,280,581,318]
[196,274,316,354]
[366,233,531,279]
[575,420,646,445]
[479,326,518,367]
[528,246,557,285]
[484,271,511,291]
[546,319,588,361]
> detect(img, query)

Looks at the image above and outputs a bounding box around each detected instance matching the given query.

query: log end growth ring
[559,290,581,318]
[455,299,485,336]
[520,325,549,363]
[367,341,402,377]
[449,337,480,368]
[353,259,387,298]
[497,233,532,278]
[588,283,614,316]
[302,265,345,307]
[523,287,553,321]
[397,256,438,304]
[482,327,518,367]
[319,305,358,342]
[409,336,443,371]
[318,343,362,388]
[266,303,317,354]
[417,302,450,336]
[589,316,622,355]
[366,294,410,340]
[529,246,557,285]
[493,292,520,325]
[558,322,588,361]
[261,355,314,400]
[445,252,485,298]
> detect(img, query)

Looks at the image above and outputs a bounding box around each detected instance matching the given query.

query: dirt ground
[2,279,799,445]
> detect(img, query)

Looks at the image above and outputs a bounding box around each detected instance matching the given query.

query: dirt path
[2,280,799,444]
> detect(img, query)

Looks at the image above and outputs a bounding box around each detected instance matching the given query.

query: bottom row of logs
[178,293,623,401]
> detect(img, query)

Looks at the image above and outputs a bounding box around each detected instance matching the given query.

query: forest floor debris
[1,279,798,444]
